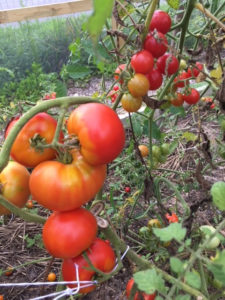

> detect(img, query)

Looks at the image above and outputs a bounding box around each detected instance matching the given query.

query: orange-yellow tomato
[47,272,56,282]
[121,93,142,112]
[127,74,150,97]
[0,161,30,215]
[138,145,149,157]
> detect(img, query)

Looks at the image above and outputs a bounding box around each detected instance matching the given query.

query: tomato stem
[141,0,159,45]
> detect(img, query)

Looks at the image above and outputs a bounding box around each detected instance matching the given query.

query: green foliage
[211,181,225,210]
[134,269,167,294]
[184,271,201,289]
[207,250,225,286]
[167,0,180,10]
[153,223,186,242]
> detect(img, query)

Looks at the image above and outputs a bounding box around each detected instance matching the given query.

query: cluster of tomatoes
[1,102,126,293]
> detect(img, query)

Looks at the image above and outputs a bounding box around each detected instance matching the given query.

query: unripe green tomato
[212,278,224,289]
[220,120,225,132]
[179,59,187,70]
[152,145,162,160]
[157,155,167,164]
[200,225,220,249]
[161,143,170,155]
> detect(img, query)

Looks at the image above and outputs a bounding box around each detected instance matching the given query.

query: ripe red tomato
[182,88,200,105]
[43,208,97,258]
[157,54,179,76]
[29,149,106,211]
[174,71,190,88]
[125,187,131,193]
[131,50,154,74]
[146,68,163,90]
[67,103,125,166]
[144,31,168,58]
[187,62,203,78]
[149,10,171,34]
[128,74,150,97]
[0,161,30,215]
[165,212,179,223]
[121,93,142,112]
[108,85,119,103]
[5,113,64,168]
[126,278,156,300]
[114,64,126,83]
[26,199,33,209]
[170,93,184,107]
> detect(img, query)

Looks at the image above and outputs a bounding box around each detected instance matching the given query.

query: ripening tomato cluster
[126,278,156,300]
[2,102,125,293]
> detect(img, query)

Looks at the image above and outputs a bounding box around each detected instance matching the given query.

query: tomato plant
[126,278,156,300]
[121,93,142,112]
[5,113,64,168]
[131,50,154,74]
[42,207,97,258]
[149,10,171,34]
[157,54,179,76]
[0,161,30,215]
[67,103,125,166]
[182,88,200,105]
[138,145,149,157]
[144,31,168,58]
[29,149,106,211]
[127,74,150,97]
[146,68,163,90]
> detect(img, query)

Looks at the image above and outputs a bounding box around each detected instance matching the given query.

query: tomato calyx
[56,150,74,165]
[29,133,47,153]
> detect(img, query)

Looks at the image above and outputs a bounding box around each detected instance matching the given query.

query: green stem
[198,259,209,297]
[141,0,159,45]
[51,107,67,147]
[0,195,46,224]
[148,110,155,169]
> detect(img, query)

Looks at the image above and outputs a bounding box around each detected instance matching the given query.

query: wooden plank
[0,0,93,24]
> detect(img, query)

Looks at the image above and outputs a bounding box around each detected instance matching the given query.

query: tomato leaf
[170,257,185,274]
[169,105,185,116]
[167,0,180,9]
[55,80,67,97]
[175,295,191,300]
[153,223,186,242]
[66,64,92,80]
[133,269,167,294]
[211,181,225,211]
[207,250,225,285]
[87,0,115,43]
[184,271,201,289]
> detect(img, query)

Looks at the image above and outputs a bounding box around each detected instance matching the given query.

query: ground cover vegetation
[0,0,225,299]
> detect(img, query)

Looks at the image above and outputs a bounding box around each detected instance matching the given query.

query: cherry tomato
[5,113,64,168]
[4,267,14,276]
[0,161,30,215]
[108,86,119,103]
[26,199,33,209]
[146,68,163,90]
[144,31,168,58]
[131,50,154,74]
[152,145,162,160]
[157,54,179,76]
[125,187,131,193]
[29,149,106,211]
[182,88,200,105]
[174,71,190,88]
[138,145,149,157]
[43,208,97,258]
[67,103,125,166]
[149,10,171,34]
[47,272,56,282]
[187,62,203,78]
[121,93,142,112]
[128,74,150,97]
[170,93,184,107]
[114,64,126,83]
[0,295,3,300]
[126,278,156,300]
[160,143,170,155]
[165,212,179,223]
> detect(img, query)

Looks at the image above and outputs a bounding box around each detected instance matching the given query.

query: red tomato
[43,208,97,258]
[146,68,163,90]
[5,113,64,168]
[182,88,200,105]
[114,64,126,83]
[170,93,184,107]
[126,278,156,300]
[121,93,142,112]
[67,103,125,166]
[149,10,171,34]
[157,54,179,76]
[128,74,150,97]
[29,149,106,211]
[165,212,179,223]
[108,85,119,103]
[144,31,168,58]
[26,199,33,209]
[0,161,30,215]
[187,62,203,78]
[125,187,131,193]
[131,50,154,74]
[174,71,190,88]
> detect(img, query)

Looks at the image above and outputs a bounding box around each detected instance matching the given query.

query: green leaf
[87,0,115,43]
[170,257,185,274]
[153,223,186,242]
[175,295,191,300]
[67,64,92,80]
[184,271,201,289]
[134,269,167,295]
[167,0,180,9]
[181,131,197,142]
[151,121,162,140]
[169,105,185,116]
[207,250,225,285]
[55,80,67,97]
[211,181,225,210]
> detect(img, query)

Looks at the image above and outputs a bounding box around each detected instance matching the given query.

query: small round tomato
[149,10,171,34]
[125,187,131,193]
[182,88,200,105]
[170,93,184,107]
[146,68,163,90]
[43,208,97,258]
[121,93,142,112]
[67,103,125,166]
[128,74,150,97]
[138,145,149,157]
[160,143,170,155]
[165,212,179,223]
[126,278,156,300]
[5,113,64,168]
[0,161,30,215]
[114,64,126,83]
[157,54,179,76]
[108,85,119,103]
[26,200,33,209]
[47,272,56,282]
[131,50,154,74]
[174,71,190,88]
[187,62,203,78]
[144,31,168,58]
[152,145,162,160]
[29,149,106,211]
[4,267,14,276]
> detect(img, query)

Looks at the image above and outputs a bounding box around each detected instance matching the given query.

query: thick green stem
[141,0,159,45]
[0,96,99,172]
[51,107,67,147]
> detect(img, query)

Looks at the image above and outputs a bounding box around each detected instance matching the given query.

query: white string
[112,245,130,272]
